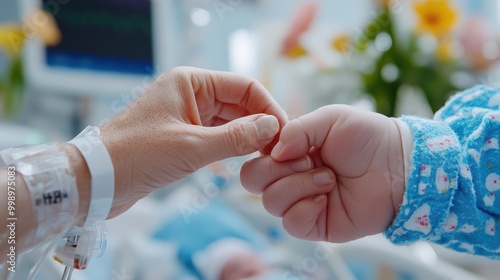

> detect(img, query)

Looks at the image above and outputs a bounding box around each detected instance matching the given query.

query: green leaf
[2,54,25,118]
[354,8,392,53]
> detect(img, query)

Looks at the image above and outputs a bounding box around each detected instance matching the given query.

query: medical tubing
[27,227,68,280]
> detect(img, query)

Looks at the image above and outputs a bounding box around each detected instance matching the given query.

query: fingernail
[314,194,326,203]
[271,142,284,157]
[313,170,333,186]
[290,156,312,172]
[255,115,279,141]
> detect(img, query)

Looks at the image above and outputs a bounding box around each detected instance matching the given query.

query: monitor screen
[42,0,154,75]
[21,0,172,95]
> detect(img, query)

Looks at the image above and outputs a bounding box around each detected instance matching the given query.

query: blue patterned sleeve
[385,85,500,258]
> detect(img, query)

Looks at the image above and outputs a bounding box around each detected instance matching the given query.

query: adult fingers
[175,67,289,128]
[191,114,279,165]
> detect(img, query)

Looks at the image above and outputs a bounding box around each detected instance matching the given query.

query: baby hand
[241,105,406,243]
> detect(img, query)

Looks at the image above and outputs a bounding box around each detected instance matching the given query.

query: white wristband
[69,126,114,227]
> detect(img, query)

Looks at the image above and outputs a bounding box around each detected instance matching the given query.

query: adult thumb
[199,114,280,162]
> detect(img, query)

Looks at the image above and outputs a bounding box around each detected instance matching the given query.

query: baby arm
[388,85,500,258]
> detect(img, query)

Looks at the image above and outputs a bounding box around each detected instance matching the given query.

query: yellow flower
[414,0,458,37]
[0,24,26,56]
[331,33,350,53]
[286,43,308,59]
[0,10,61,57]
[436,37,454,61]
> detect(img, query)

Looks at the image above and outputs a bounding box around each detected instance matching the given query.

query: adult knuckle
[170,66,191,76]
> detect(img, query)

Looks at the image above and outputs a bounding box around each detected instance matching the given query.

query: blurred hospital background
[2,0,500,279]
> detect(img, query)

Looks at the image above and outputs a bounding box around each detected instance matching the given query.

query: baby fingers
[261,167,335,217]
[282,194,328,241]
[240,155,313,194]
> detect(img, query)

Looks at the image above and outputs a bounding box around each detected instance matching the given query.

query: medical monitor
[20,0,172,94]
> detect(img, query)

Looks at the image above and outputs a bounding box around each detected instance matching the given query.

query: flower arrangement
[0,11,60,118]
[280,0,499,117]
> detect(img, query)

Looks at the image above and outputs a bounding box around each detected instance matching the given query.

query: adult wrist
[99,122,148,219]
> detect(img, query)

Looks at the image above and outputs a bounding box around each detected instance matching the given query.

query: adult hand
[240,105,405,243]
[99,67,288,219]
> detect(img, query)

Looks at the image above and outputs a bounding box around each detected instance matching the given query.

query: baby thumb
[201,114,280,162]
[271,106,334,161]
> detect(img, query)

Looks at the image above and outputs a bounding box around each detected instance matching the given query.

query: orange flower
[25,10,61,47]
[280,2,318,57]
[414,0,458,37]
[375,0,391,7]
[285,44,308,59]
